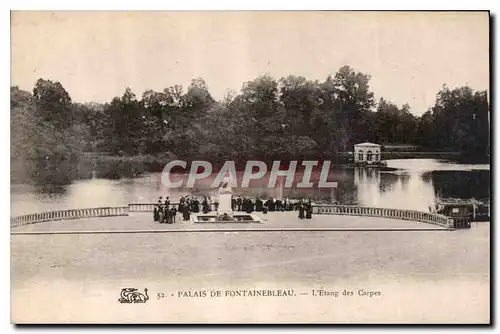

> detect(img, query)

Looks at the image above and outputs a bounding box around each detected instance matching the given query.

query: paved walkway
[11,211,445,234]
[11,217,490,323]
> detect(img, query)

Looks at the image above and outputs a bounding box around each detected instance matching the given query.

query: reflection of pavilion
[354,167,436,210]
[354,167,381,205]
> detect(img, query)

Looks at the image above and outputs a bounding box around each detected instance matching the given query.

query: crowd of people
[153,196,175,224]
[153,195,314,223]
[153,195,218,223]
[231,197,313,219]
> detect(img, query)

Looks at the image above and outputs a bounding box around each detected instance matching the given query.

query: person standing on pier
[154,198,162,222]
[159,204,165,223]
[305,199,313,219]
[193,198,201,213]
[264,199,270,212]
[245,198,253,214]
[165,197,172,224]
[275,199,282,211]
[298,200,305,219]
[255,198,263,211]
[167,206,174,224]
[202,197,210,213]
[182,203,191,221]
[178,196,185,214]
[164,207,172,224]
[236,197,242,211]
[269,198,276,212]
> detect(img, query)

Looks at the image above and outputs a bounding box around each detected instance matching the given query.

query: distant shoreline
[10,153,489,187]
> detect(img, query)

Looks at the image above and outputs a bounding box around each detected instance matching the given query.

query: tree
[279,75,322,158]
[373,98,418,144]
[185,78,215,113]
[312,66,377,151]
[237,75,282,158]
[416,85,489,156]
[11,72,490,186]
[142,89,173,120]
[11,81,83,185]
[331,66,376,148]
[33,78,73,129]
[102,88,148,155]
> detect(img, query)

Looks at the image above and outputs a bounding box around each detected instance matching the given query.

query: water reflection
[352,167,437,211]
[424,170,490,201]
[10,159,490,216]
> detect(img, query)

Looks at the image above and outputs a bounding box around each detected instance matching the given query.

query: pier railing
[10,207,129,228]
[312,204,454,229]
[128,203,159,212]
[11,203,454,230]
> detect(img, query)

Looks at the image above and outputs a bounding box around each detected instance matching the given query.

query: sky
[11,11,489,116]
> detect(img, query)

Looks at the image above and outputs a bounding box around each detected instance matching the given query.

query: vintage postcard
[10,11,490,324]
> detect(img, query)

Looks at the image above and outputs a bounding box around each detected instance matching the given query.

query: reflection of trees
[35,184,68,196]
[233,181,340,201]
[336,184,358,204]
[336,169,358,204]
[430,170,490,201]
[379,173,399,193]
[421,172,432,183]
[95,158,147,179]
[399,173,411,189]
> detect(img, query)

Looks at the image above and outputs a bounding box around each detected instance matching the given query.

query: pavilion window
[366,150,373,161]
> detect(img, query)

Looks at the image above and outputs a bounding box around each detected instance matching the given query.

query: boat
[430,198,490,228]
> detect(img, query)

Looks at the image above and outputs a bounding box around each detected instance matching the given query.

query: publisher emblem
[118,288,149,303]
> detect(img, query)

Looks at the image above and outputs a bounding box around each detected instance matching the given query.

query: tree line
[11,65,490,185]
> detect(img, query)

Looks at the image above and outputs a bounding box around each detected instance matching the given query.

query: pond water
[10,159,490,216]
